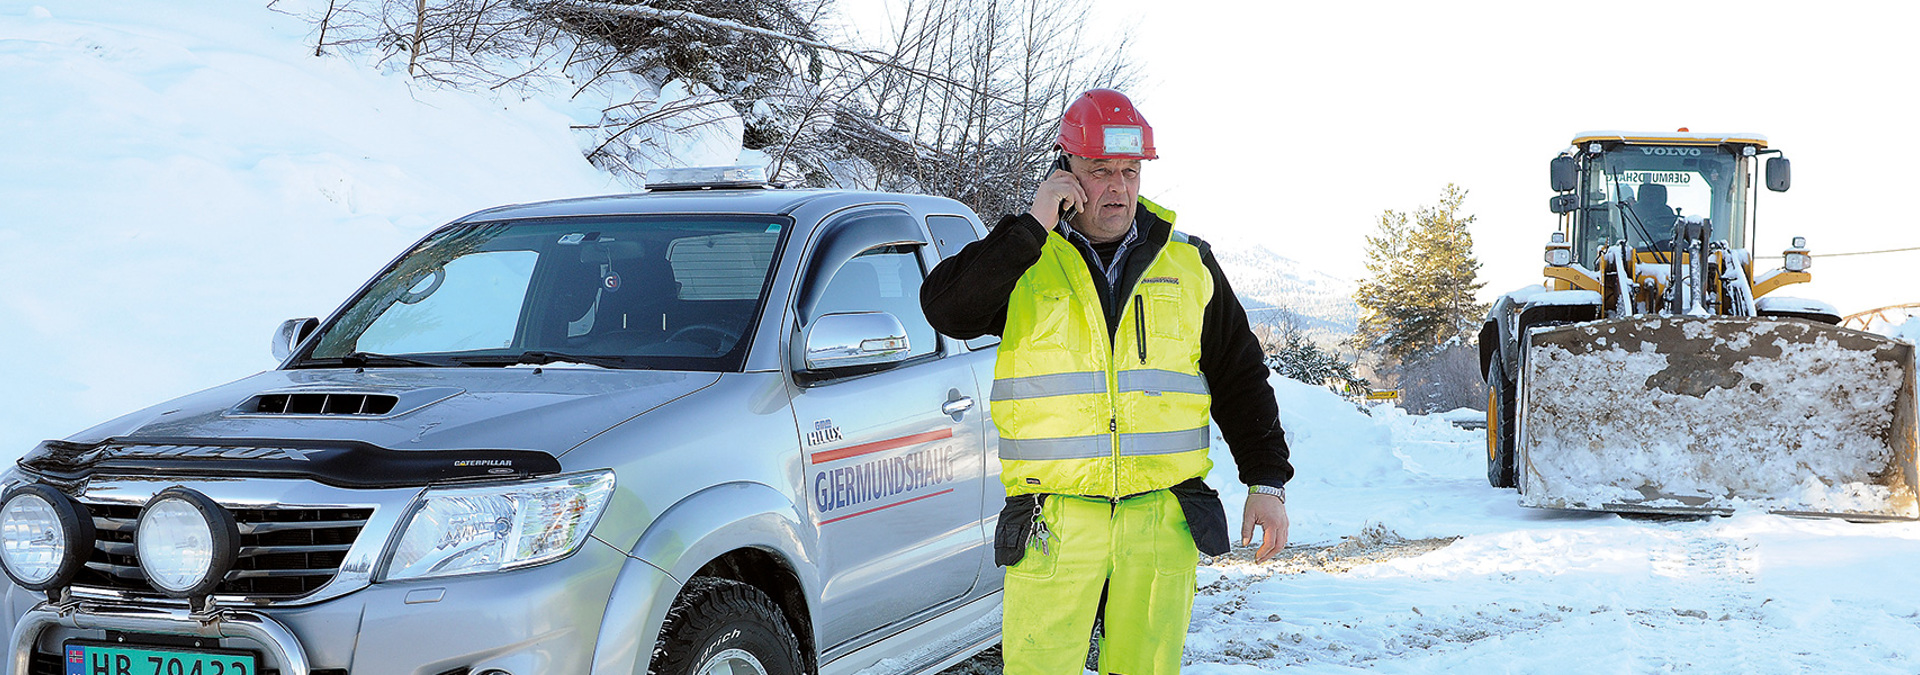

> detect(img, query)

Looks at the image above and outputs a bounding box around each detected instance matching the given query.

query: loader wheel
[1486,356,1517,489]
[650,577,804,675]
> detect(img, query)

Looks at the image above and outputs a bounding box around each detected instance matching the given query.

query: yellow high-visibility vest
[993,199,1215,497]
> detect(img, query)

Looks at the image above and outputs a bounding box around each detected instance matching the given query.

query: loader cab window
[1576,145,1746,259]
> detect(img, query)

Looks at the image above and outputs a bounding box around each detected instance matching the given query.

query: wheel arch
[592,481,822,675]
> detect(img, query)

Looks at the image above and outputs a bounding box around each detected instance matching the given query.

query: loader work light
[1544,232,1572,267]
[136,488,239,598]
[1784,237,1811,272]
[0,484,93,591]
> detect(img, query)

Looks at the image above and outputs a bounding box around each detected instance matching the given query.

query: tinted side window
[814,246,939,359]
[926,215,1000,351]
[927,215,980,259]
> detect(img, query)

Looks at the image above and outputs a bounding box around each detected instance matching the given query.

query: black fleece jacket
[920,206,1293,490]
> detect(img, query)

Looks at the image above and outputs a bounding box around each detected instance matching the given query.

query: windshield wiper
[340,351,448,368]
[296,351,450,368]
[451,351,632,369]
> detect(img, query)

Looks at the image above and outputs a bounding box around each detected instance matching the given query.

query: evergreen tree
[1266,332,1370,396]
[1351,185,1489,364]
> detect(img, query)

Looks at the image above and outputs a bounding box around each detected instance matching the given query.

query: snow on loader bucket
[1518,315,1919,520]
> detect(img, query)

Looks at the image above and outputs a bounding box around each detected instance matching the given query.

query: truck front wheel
[1486,356,1517,489]
[650,577,804,675]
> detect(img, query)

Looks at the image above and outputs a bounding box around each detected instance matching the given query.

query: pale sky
[846,0,1920,318]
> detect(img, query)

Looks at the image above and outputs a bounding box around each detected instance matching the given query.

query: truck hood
[63,367,721,456]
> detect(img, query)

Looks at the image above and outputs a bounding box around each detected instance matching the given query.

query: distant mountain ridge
[1201,237,1359,341]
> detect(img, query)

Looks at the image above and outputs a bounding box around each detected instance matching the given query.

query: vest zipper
[1134,295,1147,364]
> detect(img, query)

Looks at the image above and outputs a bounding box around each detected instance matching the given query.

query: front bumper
[5,539,644,675]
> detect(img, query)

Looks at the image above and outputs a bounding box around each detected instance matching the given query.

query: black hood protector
[21,437,563,489]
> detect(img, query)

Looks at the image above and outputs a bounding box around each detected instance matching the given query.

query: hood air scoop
[230,386,462,419]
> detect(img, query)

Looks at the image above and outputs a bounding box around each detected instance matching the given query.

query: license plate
[64,641,257,675]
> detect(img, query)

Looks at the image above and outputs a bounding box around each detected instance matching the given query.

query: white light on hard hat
[1102,126,1144,155]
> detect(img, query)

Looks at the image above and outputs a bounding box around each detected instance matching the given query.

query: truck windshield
[300,215,790,371]
[1580,145,1745,252]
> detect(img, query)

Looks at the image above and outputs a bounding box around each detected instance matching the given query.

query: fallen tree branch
[525,0,1014,104]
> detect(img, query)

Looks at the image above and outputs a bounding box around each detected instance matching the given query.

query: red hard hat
[1058,89,1157,160]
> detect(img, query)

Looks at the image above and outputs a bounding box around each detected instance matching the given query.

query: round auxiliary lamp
[135,487,240,599]
[0,483,95,593]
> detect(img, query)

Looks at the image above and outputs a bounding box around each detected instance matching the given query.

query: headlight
[1783,252,1811,272]
[0,484,93,591]
[383,471,615,582]
[136,488,239,598]
[1545,248,1572,266]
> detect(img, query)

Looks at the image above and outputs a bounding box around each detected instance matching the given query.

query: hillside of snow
[0,2,628,453]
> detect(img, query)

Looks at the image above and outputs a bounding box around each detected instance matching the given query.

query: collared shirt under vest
[991,199,1216,498]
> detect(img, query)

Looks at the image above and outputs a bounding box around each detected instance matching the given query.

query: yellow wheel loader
[1478,131,1918,520]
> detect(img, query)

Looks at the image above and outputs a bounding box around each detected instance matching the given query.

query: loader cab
[1556,132,1765,268]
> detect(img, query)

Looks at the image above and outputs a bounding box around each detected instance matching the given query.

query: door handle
[941,396,975,416]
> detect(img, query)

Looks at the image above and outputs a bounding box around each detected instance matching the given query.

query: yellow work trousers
[1002,490,1199,675]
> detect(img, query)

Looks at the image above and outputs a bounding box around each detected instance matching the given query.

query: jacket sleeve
[920,214,1049,340]
[1192,238,1294,489]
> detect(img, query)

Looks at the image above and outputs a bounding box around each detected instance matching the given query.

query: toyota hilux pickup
[0,167,1004,675]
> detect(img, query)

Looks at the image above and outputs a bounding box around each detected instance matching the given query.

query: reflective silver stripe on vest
[991,372,1108,401]
[1001,427,1210,461]
[1000,434,1112,461]
[1116,369,1209,397]
[1117,427,1210,457]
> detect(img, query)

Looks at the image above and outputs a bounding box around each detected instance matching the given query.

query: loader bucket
[1517,316,1919,520]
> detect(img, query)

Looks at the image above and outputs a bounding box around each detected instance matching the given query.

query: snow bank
[1205,374,1508,545]
[0,4,617,454]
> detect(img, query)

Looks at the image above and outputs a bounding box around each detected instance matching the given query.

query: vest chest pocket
[1140,284,1186,339]
[1021,287,1077,350]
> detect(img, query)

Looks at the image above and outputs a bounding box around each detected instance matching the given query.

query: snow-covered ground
[1178,377,1920,673]
[11,4,1920,674]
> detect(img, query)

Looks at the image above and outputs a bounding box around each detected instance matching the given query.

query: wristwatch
[1248,485,1286,504]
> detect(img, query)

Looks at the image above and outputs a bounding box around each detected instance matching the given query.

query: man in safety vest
[921,88,1293,674]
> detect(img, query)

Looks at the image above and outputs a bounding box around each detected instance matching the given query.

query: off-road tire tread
[649,577,803,675]
[1487,357,1518,489]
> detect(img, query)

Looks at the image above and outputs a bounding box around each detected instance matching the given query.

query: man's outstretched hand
[1241,493,1289,562]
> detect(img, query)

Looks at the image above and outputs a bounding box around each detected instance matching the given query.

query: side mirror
[1766,156,1791,192]
[273,318,319,361]
[1550,156,1578,193]
[801,311,911,373]
[1549,194,1578,214]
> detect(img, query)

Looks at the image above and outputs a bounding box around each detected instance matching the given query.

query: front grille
[247,393,398,416]
[77,503,373,599]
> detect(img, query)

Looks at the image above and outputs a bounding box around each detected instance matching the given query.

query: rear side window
[926,214,998,351]
[927,215,980,259]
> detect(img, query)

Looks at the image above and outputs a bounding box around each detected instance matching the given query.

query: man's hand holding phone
[1027,165,1086,233]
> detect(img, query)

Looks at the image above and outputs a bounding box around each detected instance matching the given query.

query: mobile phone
[1053,155,1079,225]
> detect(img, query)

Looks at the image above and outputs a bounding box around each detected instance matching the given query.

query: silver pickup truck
[0,168,1005,675]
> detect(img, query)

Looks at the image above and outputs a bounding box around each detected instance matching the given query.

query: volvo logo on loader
[1641,147,1702,156]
